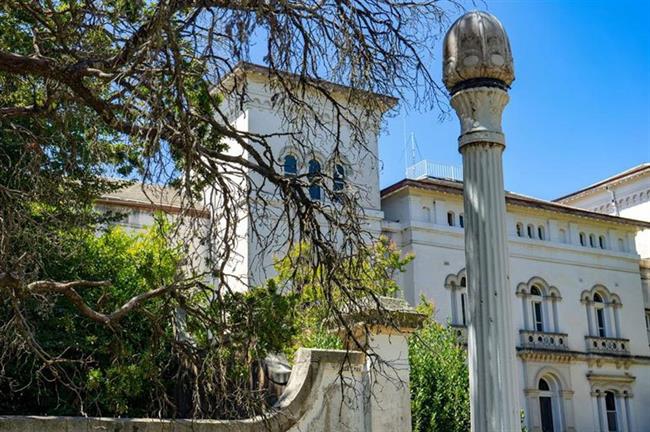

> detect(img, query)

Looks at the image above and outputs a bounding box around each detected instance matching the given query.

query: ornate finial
[443,11,515,94]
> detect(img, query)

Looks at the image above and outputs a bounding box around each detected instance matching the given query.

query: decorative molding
[586,372,635,397]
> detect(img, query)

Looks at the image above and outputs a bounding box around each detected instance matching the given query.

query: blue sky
[379,0,650,200]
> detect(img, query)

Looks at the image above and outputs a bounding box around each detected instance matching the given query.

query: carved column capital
[450,86,509,150]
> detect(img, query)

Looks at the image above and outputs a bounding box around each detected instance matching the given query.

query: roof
[554,163,650,203]
[96,183,208,218]
[217,61,399,111]
[381,177,650,229]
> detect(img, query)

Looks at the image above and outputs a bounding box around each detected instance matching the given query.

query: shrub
[409,299,470,432]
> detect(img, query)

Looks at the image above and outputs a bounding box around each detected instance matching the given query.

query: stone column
[443,11,520,432]
[597,393,608,432]
[561,389,576,432]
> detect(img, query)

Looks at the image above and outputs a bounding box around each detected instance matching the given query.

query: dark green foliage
[409,300,470,432]
[0,226,297,418]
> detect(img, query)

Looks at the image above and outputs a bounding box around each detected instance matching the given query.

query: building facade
[381,174,650,432]
[101,69,650,431]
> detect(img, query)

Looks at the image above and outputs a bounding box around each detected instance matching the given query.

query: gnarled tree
[0,0,463,419]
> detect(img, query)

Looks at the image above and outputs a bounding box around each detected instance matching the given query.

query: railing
[519,330,569,351]
[406,160,463,181]
[585,335,630,355]
[450,324,468,346]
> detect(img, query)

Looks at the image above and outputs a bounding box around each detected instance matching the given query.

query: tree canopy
[0,0,464,419]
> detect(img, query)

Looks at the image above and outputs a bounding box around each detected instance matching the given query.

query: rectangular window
[605,392,618,431]
[596,308,606,337]
[533,301,543,332]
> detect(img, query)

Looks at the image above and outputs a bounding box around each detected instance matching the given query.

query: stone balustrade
[584,335,630,355]
[450,324,468,346]
[519,330,569,351]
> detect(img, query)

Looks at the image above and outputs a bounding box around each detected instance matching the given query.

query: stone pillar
[597,393,608,432]
[617,395,629,432]
[443,11,520,432]
[552,298,560,333]
[338,296,425,432]
[561,389,576,432]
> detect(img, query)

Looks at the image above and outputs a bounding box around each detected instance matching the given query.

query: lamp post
[443,11,521,431]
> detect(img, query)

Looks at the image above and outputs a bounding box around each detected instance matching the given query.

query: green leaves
[409,304,470,432]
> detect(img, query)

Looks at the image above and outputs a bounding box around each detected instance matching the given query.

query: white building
[554,164,650,260]
[381,170,650,432]
[102,67,650,431]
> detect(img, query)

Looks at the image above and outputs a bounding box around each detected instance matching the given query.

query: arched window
[307,159,321,200]
[538,226,546,241]
[459,214,464,228]
[516,222,524,237]
[445,270,467,327]
[559,228,567,243]
[422,206,431,223]
[605,391,618,431]
[599,235,606,249]
[582,285,623,340]
[333,164,345,198]
[447,211,455,227]
[589,234,596,248]
[283,154,298,176]
[617,238,625,252]
[517,278,562,334]
[527,224,535,239]
[579,232,587,246]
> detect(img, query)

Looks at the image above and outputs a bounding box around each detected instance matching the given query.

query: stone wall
[0,298,422,432]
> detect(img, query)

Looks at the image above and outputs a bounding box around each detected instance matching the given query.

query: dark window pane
[539,396,554,432]
[460,293,466,326]
[283,155,297,176]
[538,378,549,391]
[597,308,606,337]
[308,159,321,200]
[534,302,543,331]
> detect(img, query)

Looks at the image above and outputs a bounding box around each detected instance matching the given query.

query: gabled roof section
[96,183,208,218]
[381,177,650,229]
[216,61,399,113]
[554,163,650,203]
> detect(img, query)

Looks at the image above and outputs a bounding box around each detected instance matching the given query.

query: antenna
[408,132,422,167]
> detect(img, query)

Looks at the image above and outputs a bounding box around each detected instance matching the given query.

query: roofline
[96,198,210,219]
[554,163,650,203]
[381,178,650,229]
[217,61,399,111]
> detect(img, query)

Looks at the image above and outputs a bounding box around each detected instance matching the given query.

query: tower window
[537,226,545,240]
[516,223,524,237]
[527,224,535,239]
[283,154,297,176]
[333,164,345,201]
[308,159,321,200]
[459,214,464,228]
